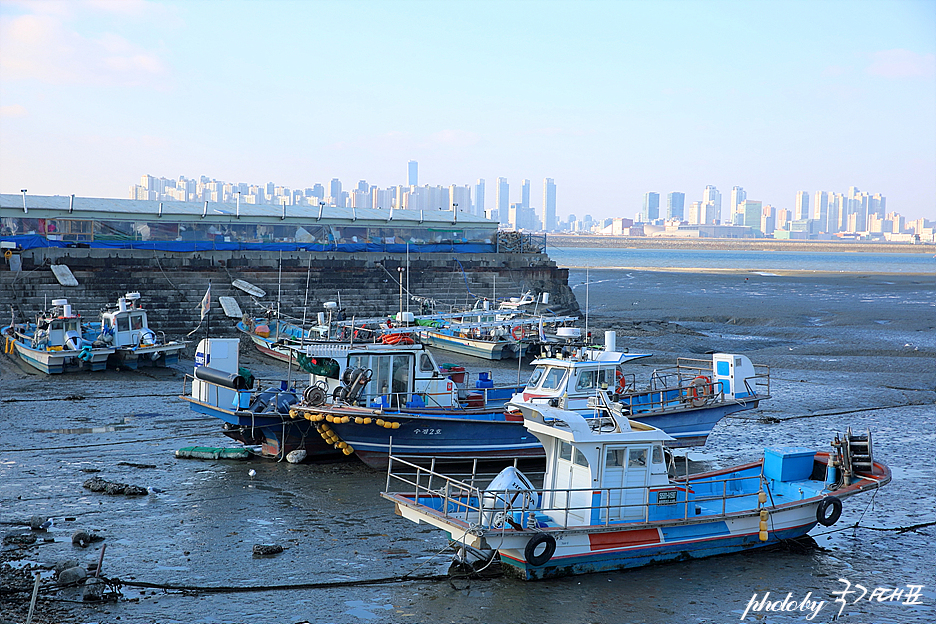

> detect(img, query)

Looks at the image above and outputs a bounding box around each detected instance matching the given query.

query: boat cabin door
[349,353,413,406]
[601,445,651,522]
[552,441,593,526]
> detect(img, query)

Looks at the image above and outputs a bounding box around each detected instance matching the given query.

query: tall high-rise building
[542,178,556,231]
[328,178,343,207]
[795,191,810,221]
[731,186,747,220]
[702,185,722,224]
[739,200,763,231]
[812,191,829,230]
[474,179,485,217]
[521,179,530,209]
[642,192,660,222]
[407,161,418,187]
[494,177,509,223]
[666,192,685,220]
[450,185,471,214]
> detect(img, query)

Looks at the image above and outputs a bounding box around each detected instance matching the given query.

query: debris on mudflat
[3,532,37,546]
[82,476,148,496]
[71,530,104,547]
[252,544,284,556]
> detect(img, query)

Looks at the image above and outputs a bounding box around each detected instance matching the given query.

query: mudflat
[1,268,933,624]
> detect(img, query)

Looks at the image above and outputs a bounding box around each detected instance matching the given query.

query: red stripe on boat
[589,528,660,551]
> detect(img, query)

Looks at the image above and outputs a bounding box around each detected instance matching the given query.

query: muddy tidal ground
[2,269,934,624]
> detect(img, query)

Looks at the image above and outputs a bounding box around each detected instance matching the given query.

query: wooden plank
[218,296,242,319]
[50,264,78,287]
[231,279,265,298]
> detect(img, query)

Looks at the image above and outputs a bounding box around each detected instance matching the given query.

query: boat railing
[620,376,725,412]
[385,455,768,530]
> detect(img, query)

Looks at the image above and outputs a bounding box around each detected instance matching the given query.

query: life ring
[687,375,711,407]
[816,495,842,526]
[3,250,11,259]
[511,326,525,341]
[615,369,627,394]
[524,533,556,567]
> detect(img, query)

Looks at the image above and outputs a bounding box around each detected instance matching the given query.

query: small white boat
[3,299,114,374]
[381,398,890,580]
[91,292,187,368]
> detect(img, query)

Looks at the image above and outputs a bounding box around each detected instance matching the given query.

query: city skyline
[1,1,933,221]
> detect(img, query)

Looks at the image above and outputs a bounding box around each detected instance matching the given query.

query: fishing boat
[3,299,114,374]
[88,292,186,368]
[380,398,890,580]
[182,329,770,467]
[512,330,771,448]
[417,323,525,360]
[180,337,526,461]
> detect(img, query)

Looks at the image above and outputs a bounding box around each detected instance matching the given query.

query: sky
[1,0,934,222]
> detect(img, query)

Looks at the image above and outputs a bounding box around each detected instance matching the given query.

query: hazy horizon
[1,0,933,221]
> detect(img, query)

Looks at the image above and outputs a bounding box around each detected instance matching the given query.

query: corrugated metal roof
[0,194,494,227]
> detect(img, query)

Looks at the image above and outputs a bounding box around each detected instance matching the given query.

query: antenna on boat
[276,251,283,344]
[300,251,313,345]
[584,267,589,342]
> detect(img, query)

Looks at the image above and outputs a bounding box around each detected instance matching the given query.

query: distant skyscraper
[495,177,509,223]
[329,178,343,207]
[702,185,722,224]
[795,191,810,221]
[666,192,685,220]
[731,186,746,218]
[474,179,485,217]
[543,178,556,231]
[812,191,829,230]
[521,179,530,209]
[740,200,763,230]
[642,192,660,222]
[407,161,418,187]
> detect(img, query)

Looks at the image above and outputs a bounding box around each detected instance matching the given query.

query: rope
[726,403,927,423]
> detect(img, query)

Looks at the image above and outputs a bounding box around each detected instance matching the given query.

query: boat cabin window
[527,366,545,388]
[131,315,144,330]
[628,448,647,468]
[574,367,616,392]
[350,353,412,403]
[418,353,435,373]
[558,440,588,467]
[540,367,568,390]
[65,320,80,333]
[606,448,626,467]
[652,444,664,464]
[117,316,130,332]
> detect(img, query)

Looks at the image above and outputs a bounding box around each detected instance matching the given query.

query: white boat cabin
[295,342,459,409]
[99,292,157,349]
[33,299,84,350]
[515,331,761,412]
[513,400,673,527]
[515,332,652,410]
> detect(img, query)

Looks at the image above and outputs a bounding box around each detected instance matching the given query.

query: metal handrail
[386,455,768,530]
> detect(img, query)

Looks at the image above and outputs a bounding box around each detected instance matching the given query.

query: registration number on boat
[656,490,678,505]
[414,428,442,435]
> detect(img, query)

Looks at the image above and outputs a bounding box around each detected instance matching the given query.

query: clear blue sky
[1,0,934,221]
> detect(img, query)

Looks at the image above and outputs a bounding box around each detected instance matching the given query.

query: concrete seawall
[1,248,579,342]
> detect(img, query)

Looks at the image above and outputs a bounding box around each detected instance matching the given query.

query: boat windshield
[527,366,545,388]
[539,367,568,390]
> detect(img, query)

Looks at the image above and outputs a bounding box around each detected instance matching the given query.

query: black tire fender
[817,495,843,526]
[524,533,556,567]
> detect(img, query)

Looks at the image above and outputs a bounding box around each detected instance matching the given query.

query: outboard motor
[481,466,537,528]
